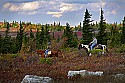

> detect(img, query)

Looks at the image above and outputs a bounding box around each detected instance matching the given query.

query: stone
[21,75,52,83]
[67,70,103,78]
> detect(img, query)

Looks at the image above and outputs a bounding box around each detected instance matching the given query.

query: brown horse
[36,50,61,58]
[36,50,45,58]
[48,50,61,57]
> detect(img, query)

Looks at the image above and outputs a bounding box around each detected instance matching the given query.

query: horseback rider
[89,36,97,50]
[45,47,50,57]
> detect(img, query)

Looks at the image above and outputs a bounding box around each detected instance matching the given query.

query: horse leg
[106,48,109,53]
[89,53,92,56]
[41,53,43,58]
[55,53,58,57]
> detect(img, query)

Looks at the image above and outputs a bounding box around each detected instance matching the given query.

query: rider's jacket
[91,38,97,44]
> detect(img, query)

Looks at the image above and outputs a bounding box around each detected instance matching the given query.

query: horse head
[78,44,82,50]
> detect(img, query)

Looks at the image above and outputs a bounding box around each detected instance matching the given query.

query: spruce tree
[16,21,24,52]
[110,24,121,47]
[82,9,93,44]
[64,23,78,47]
[45,24,50,44]
[39,25,45,49]
[30,28,34,39]
[1,22,12,54]
[121,16,125,44]
[97,8,107,44]
[79,22,82,31]
[35,28,40,49]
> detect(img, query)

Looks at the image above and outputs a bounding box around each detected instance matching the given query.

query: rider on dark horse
[89,36,97,50]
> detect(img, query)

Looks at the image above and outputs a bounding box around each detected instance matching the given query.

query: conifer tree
[35,28,40,49]
[82,9,93,44]
[121,16,125,44]
[0,34,2,53]
[39,25,45,49]
[79,22,82,31]
[45,24,50,43]
[30,28,34,39]
[16,21,24,52]
[64,23,78,47]
[110,24,120,47]
[97,8,107,44]
[1,22,12,54]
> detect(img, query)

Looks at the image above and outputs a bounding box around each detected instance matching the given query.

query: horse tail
[106,47,109,53]
[103,45,109,53]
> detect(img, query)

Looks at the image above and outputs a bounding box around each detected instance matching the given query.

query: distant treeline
[0,8,125,54]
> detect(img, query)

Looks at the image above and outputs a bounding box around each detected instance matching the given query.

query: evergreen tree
[97,8,107,44]
[44,24,51,48]
[79,22,82,31]
[82,9,93,44]
[54,22,56,31]
[4,19,7,28]
[35,28,40,49]
[121,16,125,44]
[64,23,78,47]
[110,24,121,47]
[30,28,34,39]
[16,21,24,52]
[0,34,2,53]
[58,22,60,27]
[39,25,45,49]
[1,22,12,54]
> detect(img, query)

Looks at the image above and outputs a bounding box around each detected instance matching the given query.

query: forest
[0,8,125,54]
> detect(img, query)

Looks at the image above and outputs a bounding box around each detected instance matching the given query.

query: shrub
[0,53,20,60]
[10,53,20,58]
[116,44,125,53]
[39,58,52,64]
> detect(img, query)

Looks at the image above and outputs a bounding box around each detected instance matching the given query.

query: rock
[114,74,125,78]
[67,70,103,78]
[87,71,103,76]
[79,70,88,76]
[21,75,52,83]
[67,70,81,77]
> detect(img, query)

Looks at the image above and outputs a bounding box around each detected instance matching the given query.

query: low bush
[39,58,52,64]
[0,53,20,60]
[116,44,125,53]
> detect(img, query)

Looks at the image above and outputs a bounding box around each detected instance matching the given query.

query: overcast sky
[0,0,125,26]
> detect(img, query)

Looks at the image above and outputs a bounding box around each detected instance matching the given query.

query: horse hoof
[89,53,92,56]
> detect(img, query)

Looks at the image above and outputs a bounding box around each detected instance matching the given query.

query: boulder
[21,75,52,83]
[67,70,103,78]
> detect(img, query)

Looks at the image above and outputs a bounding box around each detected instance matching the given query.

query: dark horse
[36,50,61,58]
[36,50,45,58]
[78,43,109,56]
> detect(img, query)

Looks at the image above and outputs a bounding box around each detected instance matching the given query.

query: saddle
[89,44,101,49]
[94,44,102,49]
[48,51,51,55]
